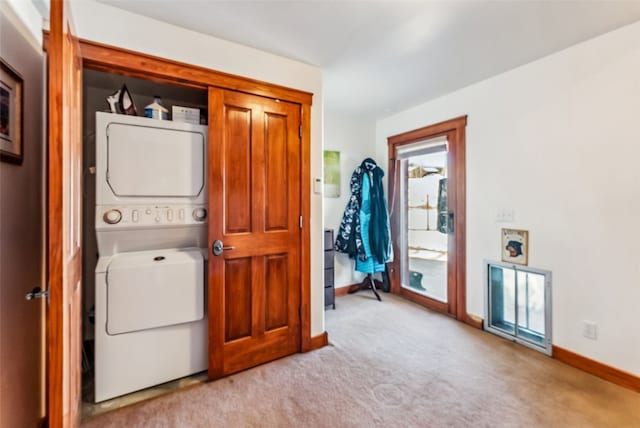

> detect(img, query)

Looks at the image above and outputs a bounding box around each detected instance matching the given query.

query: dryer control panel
[96,205,207,229]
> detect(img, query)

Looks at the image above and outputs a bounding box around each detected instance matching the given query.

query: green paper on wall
[324,150,340,197]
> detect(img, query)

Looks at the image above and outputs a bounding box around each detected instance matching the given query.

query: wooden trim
[464,314,483,329]
[451,120,480,329]
[206,87,224,379]
[398,288,449,314]
[387,144,402,295]
[43,32,313,105]
[47,3,64,425]
[388,116,467,146]
[335,281,386,298]
[387,116,481,329]
[307,332,329,352]
[299,103,312,352]
[47,1,85,426]
[334,285,352,297]
[553,346,640,393]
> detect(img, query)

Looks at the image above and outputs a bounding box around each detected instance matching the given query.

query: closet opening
[81,68,209,417]
[46,30,313,422]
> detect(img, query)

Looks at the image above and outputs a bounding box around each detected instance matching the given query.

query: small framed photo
[0,58,24,165]
[502,228,528,265]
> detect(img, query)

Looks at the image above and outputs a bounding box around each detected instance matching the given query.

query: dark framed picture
[0,58,24,164]
[502,228,529,266]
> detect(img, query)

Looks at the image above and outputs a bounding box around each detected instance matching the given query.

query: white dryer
[94,112,208,402]
[95,111,208,256]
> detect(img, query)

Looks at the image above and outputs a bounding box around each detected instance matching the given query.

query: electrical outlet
[583,321,598,340]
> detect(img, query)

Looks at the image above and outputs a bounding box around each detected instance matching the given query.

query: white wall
[376,21,640,375]
[1,0,43,48]
[323,111,376,289]
[70,0,326,335]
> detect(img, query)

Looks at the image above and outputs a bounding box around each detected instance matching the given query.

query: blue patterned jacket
[334,158,390,263]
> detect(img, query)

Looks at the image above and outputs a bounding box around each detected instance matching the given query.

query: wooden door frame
[43,32,315,425]
[47,1,84,426]
[64,38,313,350]
[45,37,315,336]
[387,116,481,329]
[47,2,66,425]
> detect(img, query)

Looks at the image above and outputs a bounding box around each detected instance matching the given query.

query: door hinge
[299,216,303,229]
[299,124,302,139]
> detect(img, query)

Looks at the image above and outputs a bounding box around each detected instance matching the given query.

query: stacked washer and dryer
[93,112,208,402]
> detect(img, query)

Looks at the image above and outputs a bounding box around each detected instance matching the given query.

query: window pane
[489,265,515,334]
[517,271,546,346]
[401,148,448,302]
[486,262,552,355]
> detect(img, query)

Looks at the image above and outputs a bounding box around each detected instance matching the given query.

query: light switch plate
[313,177,322,194]
[496,209,515,223]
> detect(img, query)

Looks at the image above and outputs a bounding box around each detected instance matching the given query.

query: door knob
[212,240,235,256]
[25,287,49,301]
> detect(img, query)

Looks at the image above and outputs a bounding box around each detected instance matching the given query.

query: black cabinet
[324,229,335,309]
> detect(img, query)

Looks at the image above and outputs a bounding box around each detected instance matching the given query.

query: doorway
[388,116,479,327]
[80,69,210,416]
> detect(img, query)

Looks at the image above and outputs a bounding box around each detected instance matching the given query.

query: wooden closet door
[208,88,302,377]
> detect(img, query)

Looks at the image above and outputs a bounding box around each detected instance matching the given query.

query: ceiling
[97,0,640,120]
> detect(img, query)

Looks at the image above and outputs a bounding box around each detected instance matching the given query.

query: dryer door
[106,249,204,335]
[106,122,205,198]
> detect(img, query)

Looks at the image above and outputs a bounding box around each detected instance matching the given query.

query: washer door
[106,249,204,335]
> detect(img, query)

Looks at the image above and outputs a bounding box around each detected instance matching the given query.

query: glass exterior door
[388,116,470,323]
[398,138,449,303]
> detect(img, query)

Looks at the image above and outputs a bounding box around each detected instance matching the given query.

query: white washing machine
[94,112,209,402]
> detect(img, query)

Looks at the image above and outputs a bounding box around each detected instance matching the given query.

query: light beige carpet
[83,293,640,427]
